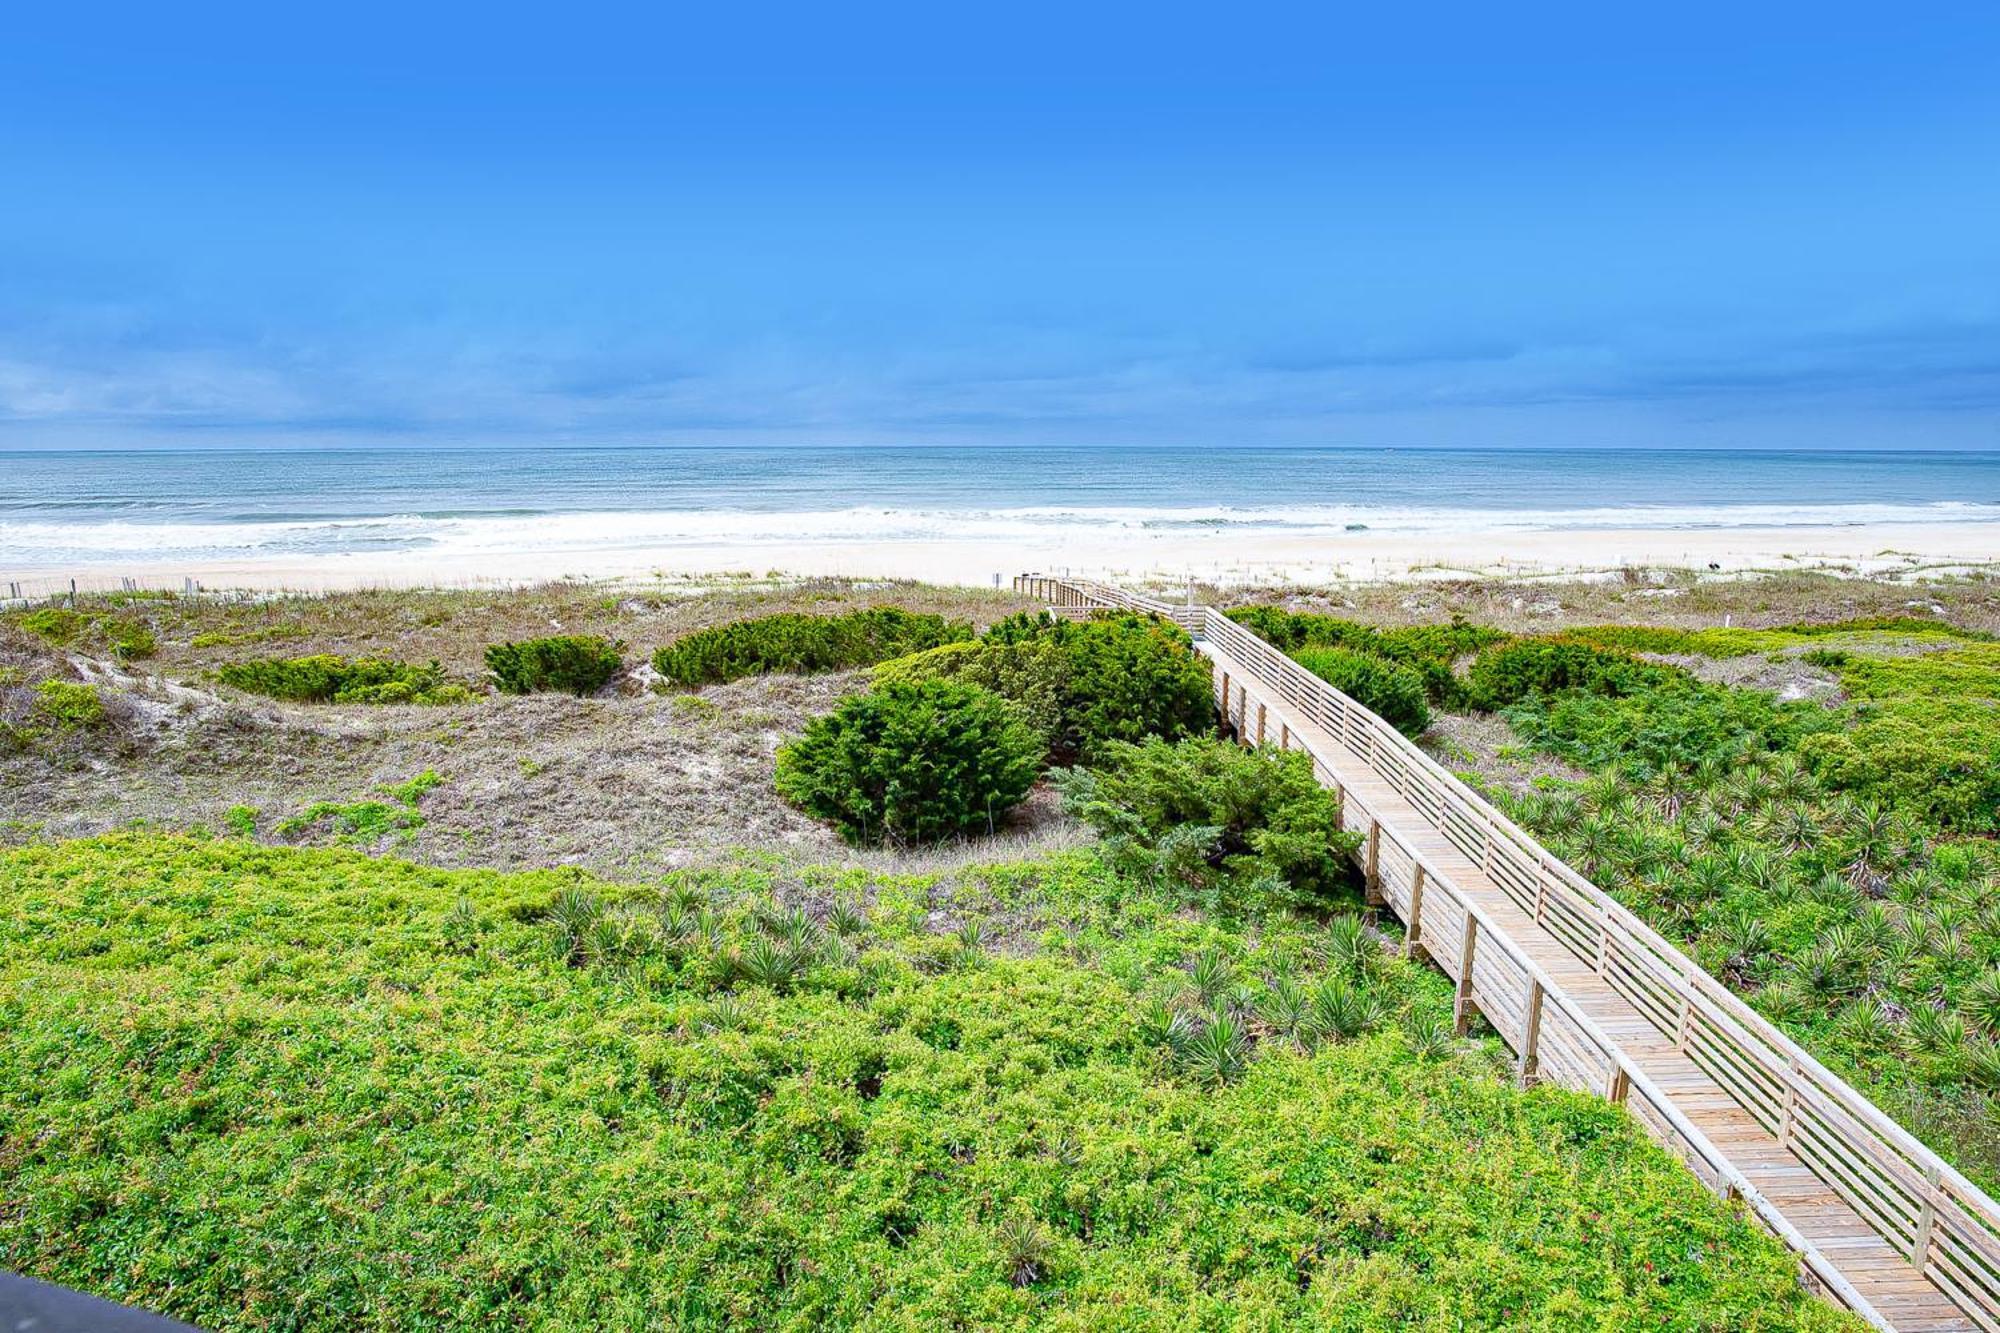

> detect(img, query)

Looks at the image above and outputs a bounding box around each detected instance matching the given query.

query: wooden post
[1279,723,1290,750]
[1364,820,1382,905]
[1403,865,1427,959]
[1777,1058,1800,1146]
[1607,1065,1630,1105]
[1255,702,1267,746]
[1453,914,1479,1035]
[1517,980,1544,1087]
[1912,1164,1943,1270]
[1674,990,1694,1054]
[1218,671,1231,730]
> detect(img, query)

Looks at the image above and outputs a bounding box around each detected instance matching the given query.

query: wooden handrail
[1016,573,2000,1329]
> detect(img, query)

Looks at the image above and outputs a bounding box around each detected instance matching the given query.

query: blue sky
[3,2,1997,450]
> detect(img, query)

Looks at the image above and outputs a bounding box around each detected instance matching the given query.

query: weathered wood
[1403,864,1427,959]
[1913,1165,1943,1265]
[1364,819,1382,904]
[1453,913,1478,1036]
[1518,979,1545,1087]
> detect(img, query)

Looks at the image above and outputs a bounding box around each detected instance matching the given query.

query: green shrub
[1466,637,1679,710]
[1800,714,2000,834]
[33,680,104,731]
[775,680,1041,844]
[972,612,1213,761]
[653,608,971,686]
[107,623,157,661]
[219,654,474,705]
[16,608,85,645]
[1294,646,1431,737]
[11,607,157,661]
[1228,606,1503,660]
[874,637,1068,751]
[1059,736,1361,912]
[485,635,623,695]
[1227,607,1502,708]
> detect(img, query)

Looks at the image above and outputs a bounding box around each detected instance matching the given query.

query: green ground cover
[1470,635,2000,1185]
[1562,617,1994,659]
[0,834,1850,1331]
[654,608,973,686]
[12,606,158,661]
[216,653,476,705]
[1222,602,2000,1186]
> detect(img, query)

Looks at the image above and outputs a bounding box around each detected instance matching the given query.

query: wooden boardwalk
[1019,575,2000,1332]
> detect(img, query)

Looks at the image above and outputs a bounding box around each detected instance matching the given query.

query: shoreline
[7,519,2000,596]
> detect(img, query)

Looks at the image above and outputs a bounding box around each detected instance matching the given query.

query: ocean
[2,445,1996,569]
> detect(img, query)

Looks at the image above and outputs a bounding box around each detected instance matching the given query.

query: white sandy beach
[8,519,2000,597]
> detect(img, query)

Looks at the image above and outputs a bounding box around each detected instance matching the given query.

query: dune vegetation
[0,833,1853,1330]
[1227,603,2000,1189]
[4,569,1996,1327]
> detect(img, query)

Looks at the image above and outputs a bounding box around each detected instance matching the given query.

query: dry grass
[1186,567,2000,636]
[126,575,1036,679]
[8,567,1992,881]
[1,578,1048,879]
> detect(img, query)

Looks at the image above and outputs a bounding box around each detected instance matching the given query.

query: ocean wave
[1,500,1993,567]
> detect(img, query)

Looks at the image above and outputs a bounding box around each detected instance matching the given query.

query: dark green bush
[873,637,1068,752]
[775,680,1041,844]
[1227,606,1501,707]
[219,654,475,705]
[1058,736,1361,912]
[653,608,971,686]
[1227,606,1503,661]
[1466,637,1680,710]
[877,613,1212,762]
[964,612,1213,761]
[486,635,624,695]
[1293,646,1431,737]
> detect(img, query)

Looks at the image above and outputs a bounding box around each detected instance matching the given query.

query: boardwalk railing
[1016,573,2000,1331]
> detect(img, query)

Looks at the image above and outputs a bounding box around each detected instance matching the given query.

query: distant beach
[5,445,1998,593]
